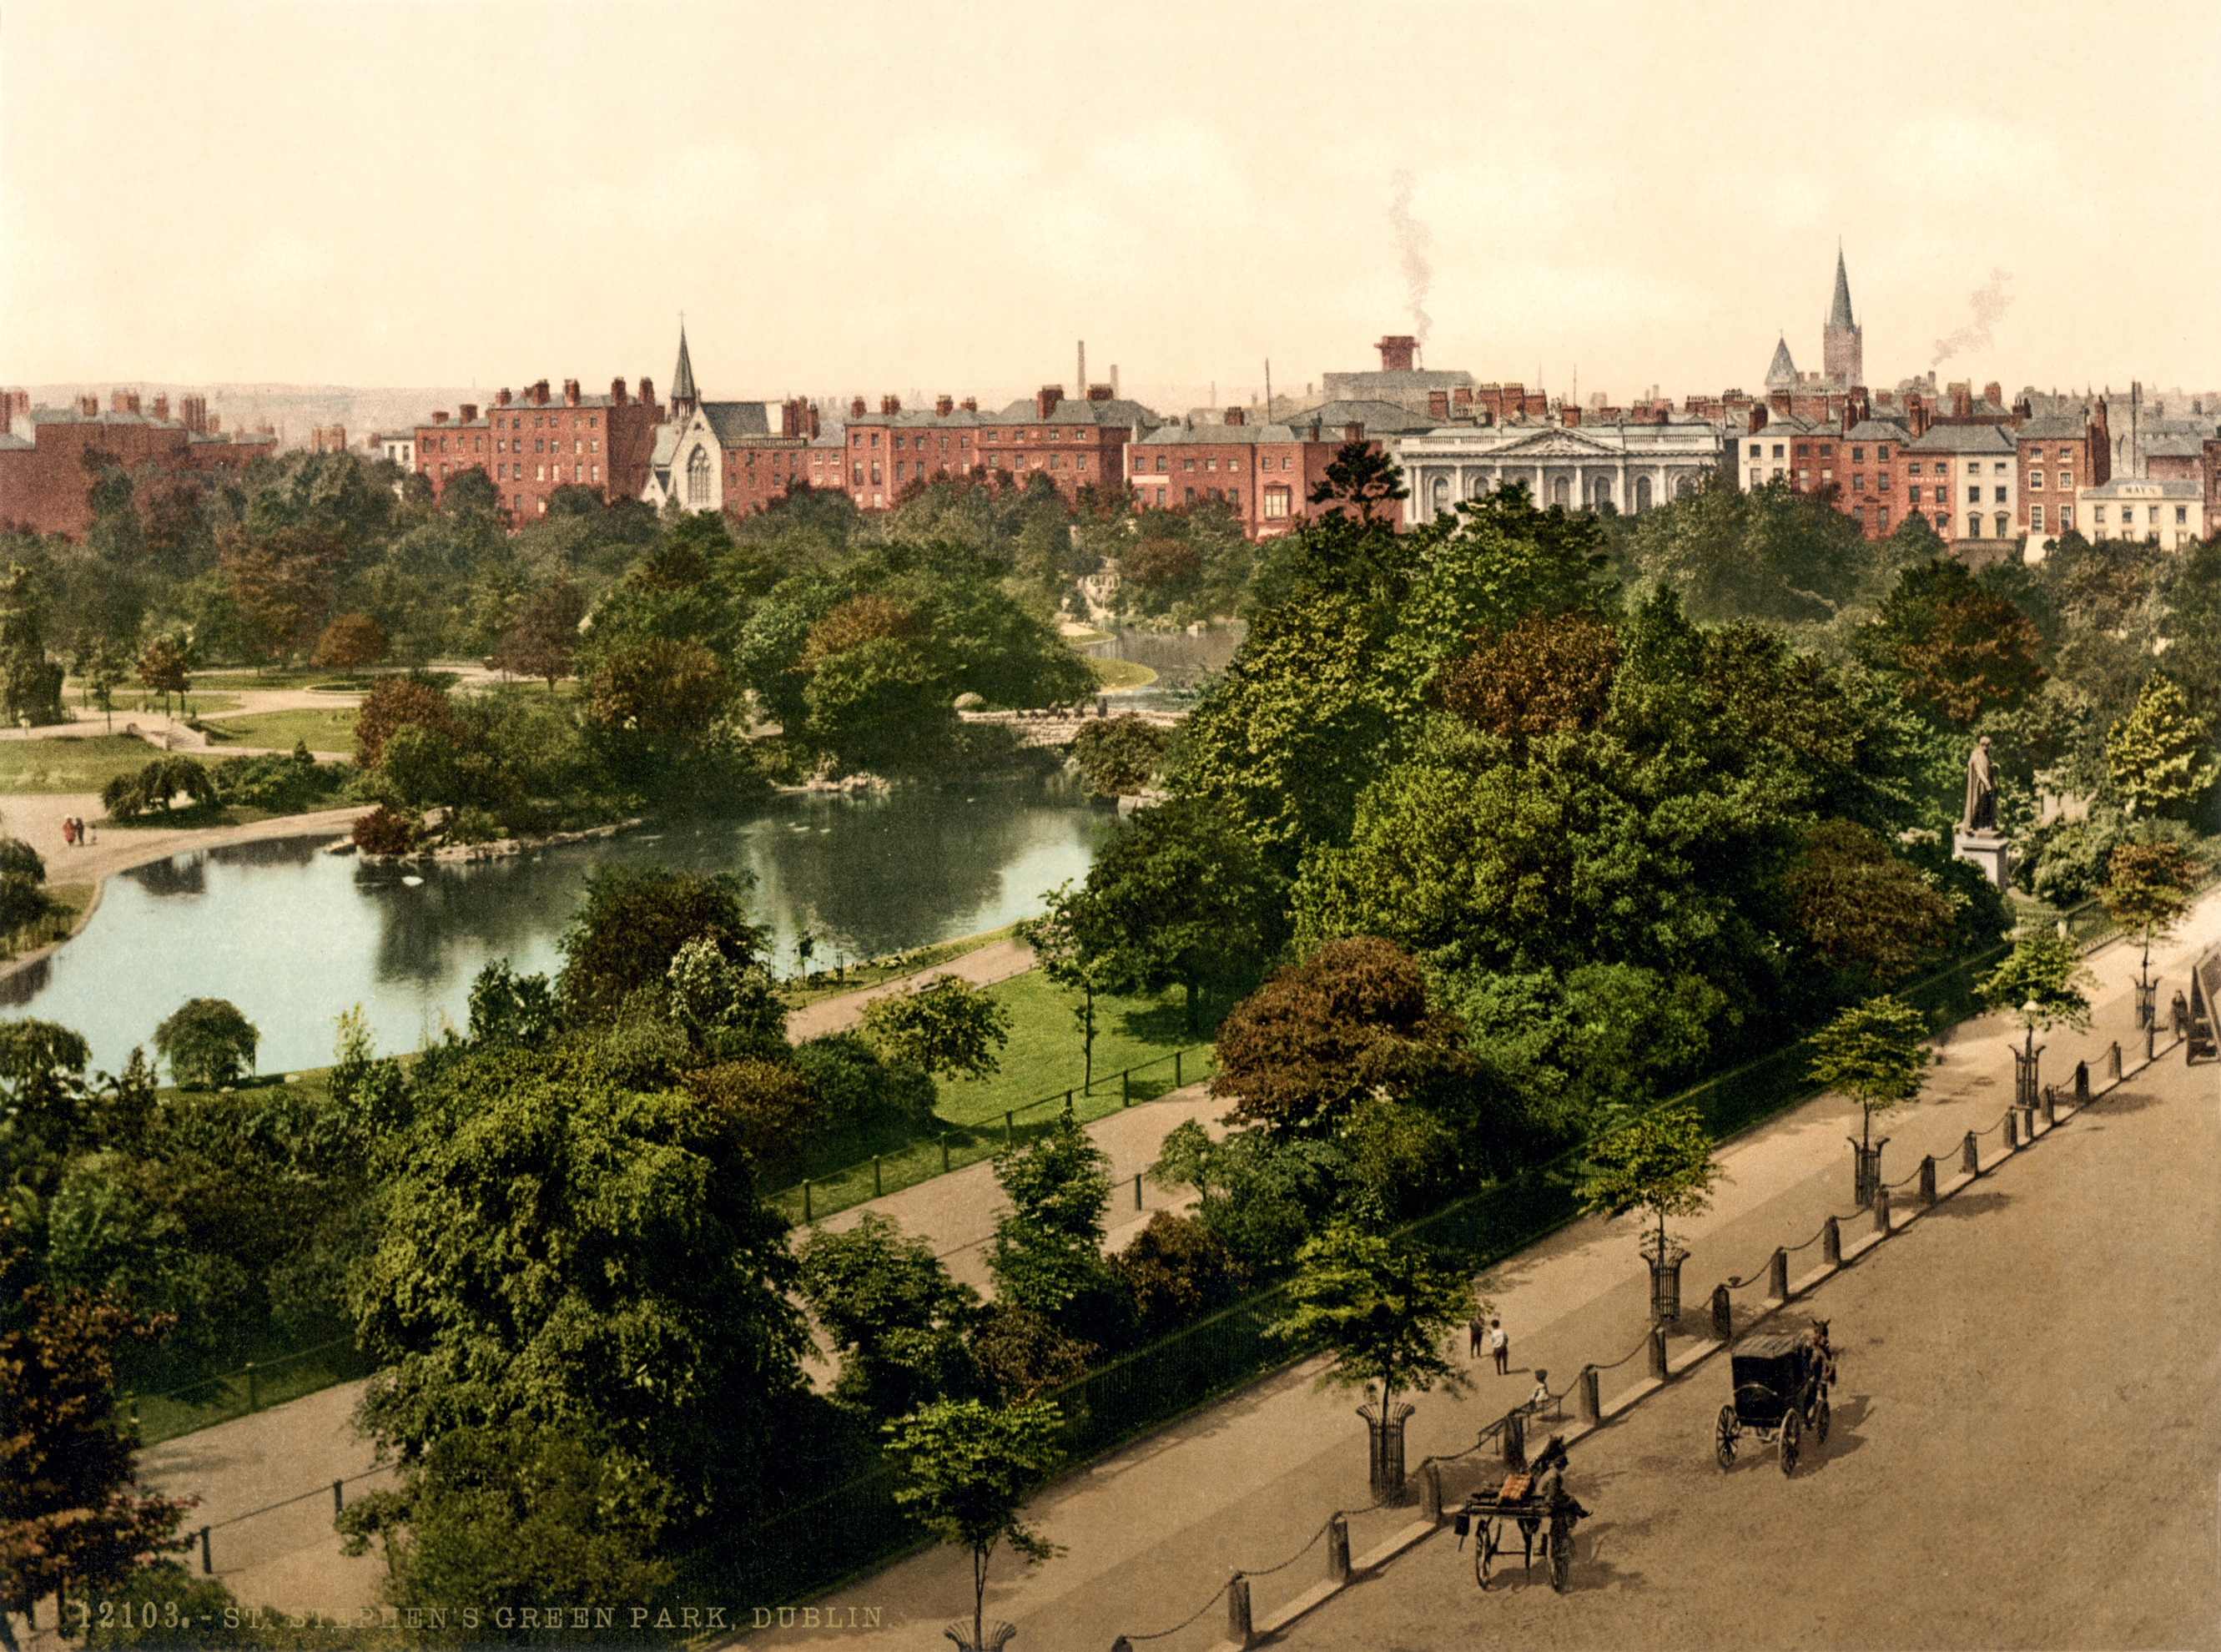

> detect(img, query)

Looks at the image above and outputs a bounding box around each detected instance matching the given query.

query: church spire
[671,322,699,418]
[1828,247,1855,330]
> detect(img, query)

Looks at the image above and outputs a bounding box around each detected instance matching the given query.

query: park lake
[0,770,1116,1074]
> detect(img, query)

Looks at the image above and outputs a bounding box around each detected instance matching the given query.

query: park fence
[668,877,2191,1611]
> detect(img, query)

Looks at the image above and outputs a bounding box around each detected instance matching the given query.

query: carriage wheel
[1816,1388,1831,1444]
[1549,1529,1572,1594]
[1780,1406,1802,1475]
[1474,1520,1497,1590]
[1715,1404,1739,1470]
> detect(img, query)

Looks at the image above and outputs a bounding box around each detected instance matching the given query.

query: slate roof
[2015,415,2093,440]
[1765,337,1799,388]
[1138,422,1301,446]
[1907,423,2017,454]
[2143,435,2213,457]
[1845,417,1911,442]
[2081,476,2201,499]
[1287,399,1436,435]
[703,402,773,444]
[989,396,1161,430]
[0,433,30,450]
[1323,368,1478,390]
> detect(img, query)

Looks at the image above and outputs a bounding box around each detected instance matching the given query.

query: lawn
[2,881,93,959]
[779,923,1017,1010]
[0,735,214,795]
[1085,657,1159,690]
[199,707,361,753]
[769,966,1222,1223]
[60,688,244,716]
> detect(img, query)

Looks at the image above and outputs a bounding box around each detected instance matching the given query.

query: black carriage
[1714,1332,1829,1474]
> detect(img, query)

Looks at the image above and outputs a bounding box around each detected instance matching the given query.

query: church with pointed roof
[641,325,834,517]
[1765,249,1865,393]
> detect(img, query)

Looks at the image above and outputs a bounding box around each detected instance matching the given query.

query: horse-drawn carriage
[1715,1330,1830,1474]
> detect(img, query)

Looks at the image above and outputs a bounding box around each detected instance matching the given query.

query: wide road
[1287,1043,2220,1652]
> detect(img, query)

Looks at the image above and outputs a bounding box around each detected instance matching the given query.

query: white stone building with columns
[1392,418,1732,524]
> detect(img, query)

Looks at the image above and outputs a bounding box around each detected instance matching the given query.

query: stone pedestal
[1952,828,2012,889]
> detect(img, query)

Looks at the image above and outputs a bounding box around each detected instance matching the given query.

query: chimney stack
[1224,406,1245,426]
[638,376,655,405]
[497,388,513,408]
[1910,397,1931,438]
[432,410,450,425]
[881,395,901,415]
[1077,341,1085,402]
[1375,335,1418,372]
[960,397,977,413]
[152,395,169,421]
[851,396,867,417]
[563,379,582,407]
[611,378,627,405]
[1086,384,1114,401]
[461,403,478,423]
[1952,385,1973,420]
[935,395,954,416]
[1750,405,1768,434]
[1343,422,1364,443]
[1428,390,1451,420]
[533,380,551,405]
[1036,385,1064,420]
[1984,380,2002,408]
[78,394,98,416]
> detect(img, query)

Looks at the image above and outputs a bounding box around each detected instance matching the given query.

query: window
[1820,445,1833,457]
[870,433,880,447]
[1852,473,1866,491]
[1995,513,2007,536]
[2178,506,2190,525]
[536,438,545,453]
[1135,453,1146,471]
[589,417,597,429]
[853,464,864,485]
[1909,486,1921,503]
[1821,469,1832,483]
[1879,506,1890,527]
[1771,444,1785,459]
[2030,471,2044,490]
[1282,456,1292,471]
[1798,469,1809,486]
[1967,461,1982,476]
[1968,486,1981,505]
[1206,458,1217,471]
[870,464,881,484]
[2032,504,2045,530]
[1263,487,1291,519]
[1877,446,1890,462]
[1796,444,1810,458]
[1156,456,1166,473]
[2058,448,2072,461]
[2059,471,2072,488]
[592,466,599,485]
[1967,516,1982,538]
[2148,505,2161,526]
[1852,446,1866,461]
[1156,487,1167,506]
[1994,487,2007,504]
[894,461,905,481]
[1908,462,1921,476]
[2093,505,2108,526]
[1749,443,1761,458]
[1994,462,2008,474]
[1184,487,1195,505]
[1229,489,1239,506]
[1183,457,1196,471]
[2062,506,2073,527]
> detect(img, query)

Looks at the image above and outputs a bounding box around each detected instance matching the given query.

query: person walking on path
[61,817,75,848]
[1489,1318,1509,1376]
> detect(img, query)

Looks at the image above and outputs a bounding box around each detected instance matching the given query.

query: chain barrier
[1781,1221,1831,1253]
[1116,1578,1233,1644]
[205,1463,393,1533]
[1116,1498,1388,1642]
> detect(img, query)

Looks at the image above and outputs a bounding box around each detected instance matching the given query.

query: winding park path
[27,885,2211,1646]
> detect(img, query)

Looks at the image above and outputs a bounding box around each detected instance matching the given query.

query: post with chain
[1962,1130,1980,1175]
[1133,1173,1142,1211]
[1327,1512,1351,1583]
[1871,1186,1891,1236]
[1419,1458,1443,1524]
[333,1479,344,1518]
[2074,1060,2089,1107]
[1769,1247,1789,1299]
[1710,1282,1731,1343]
[1920,1155,1937,1206]
[1578,1364,1600,1424]
[1648,1324,1668,1380]
[199,1525,212,1575]
[1226,1574,1253,1650]
[1822,1216,1841,1267]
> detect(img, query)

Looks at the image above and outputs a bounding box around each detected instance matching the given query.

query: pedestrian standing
[61,817,75,848]
[1489,1318,1509,1376]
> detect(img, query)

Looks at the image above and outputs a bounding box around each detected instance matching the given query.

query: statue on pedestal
[1953,735,2008,888]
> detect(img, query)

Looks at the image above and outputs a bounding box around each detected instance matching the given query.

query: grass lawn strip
[778,923,1019,1010]
[1,880,92,959]
[1085,657,1158,691]
[198,707,362,753]
[0,734,214,794]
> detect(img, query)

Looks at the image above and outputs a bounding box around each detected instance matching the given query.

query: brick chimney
[461,403,478,423]
[496,388,513,407]
[935,395,954,416]
[610,378,627,405]
[1343,422,1364,443]
[563,380,582,407]
[432,410,450,425]
[1036,385,1064,420]
[77,394,98,416]
[850,397,866,418]
[960,397,977,413]
[1086,384,1114,401]
[881,395,901,415]
[1375,335,1417,372]
[638,376,655,406]
[1750,405,1768,434]
[1768,390,1791,416]
[1910,398,1931,438]
[1952,385,1973,420]
[1428,390,1451,420]
[152,395,169,421]
[1224,407,1245,426]
[1563,405,1581,428]
[1452,386,1473,413]
[532,380,551,405]
[807,405,821,438]
[1983,380,2002,408]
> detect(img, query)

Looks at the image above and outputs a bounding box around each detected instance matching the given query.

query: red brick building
[0,393,274,539]
[2016,402,2110,550]
[836,385,1158,511]
[839,393,989,508]
[1126,408,1385,539]
[415,375,662,515]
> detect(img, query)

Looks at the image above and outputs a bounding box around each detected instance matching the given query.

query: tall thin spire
[671,320,699,416]
[1828,247,1855,330]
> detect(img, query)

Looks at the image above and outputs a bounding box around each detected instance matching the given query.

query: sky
[3,0,2218,413]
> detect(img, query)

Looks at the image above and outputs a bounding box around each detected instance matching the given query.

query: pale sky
[4,0,2218,412]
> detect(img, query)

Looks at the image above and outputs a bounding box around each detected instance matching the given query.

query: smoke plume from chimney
[1931,269,2014,370]
[1387,169,1433,345]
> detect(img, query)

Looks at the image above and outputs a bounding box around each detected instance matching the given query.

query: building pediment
[1482,431,1625,460]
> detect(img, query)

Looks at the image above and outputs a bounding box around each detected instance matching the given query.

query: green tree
[350,1046,808,1513]
[0,1222,193,1645]
[2105,671,2218,819]
[491,580,586,689]
[1574,1103,1723,1270]
[351,674,466,770]
[2100,839,2196,996]
[1806,995,1930,1152]
[83,637,125,733]
[1019,882,1120,1091]
[0,835,49,938]
[587,637,729,736]
[216,523,343,667]
[986,1115,1121,1341]
[859,976,1010,1081]
[1107,1211,1245,1337]
[1975,929,2095,1065]
[1082,798,1276,1032]
[796,1212,980,1418]
[880,1398,1066,1652]
[554,867,765,1024]
[151,998,259,1088]
[1859,559,2045,727]
[1262,1220,1472,1493]
[1785,819,1957,985]
[1209,938,1469,1134]
[1067,716,1171,798]
[0,567,66,728]
[1307,440,1410,525]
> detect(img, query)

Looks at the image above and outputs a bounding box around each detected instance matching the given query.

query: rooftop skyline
[3,0,2218,402]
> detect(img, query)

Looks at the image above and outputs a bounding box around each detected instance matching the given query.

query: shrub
[351,805,414,856]
[790,1033,935,1131]
[1110,1211,1246,1337]
[99,756,214,823]
[152,997,259,1088]
[354,675,466,769]
[683,1058,822,1172]
[969,1302,1092,1403]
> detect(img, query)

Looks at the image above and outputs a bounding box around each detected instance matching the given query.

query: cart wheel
[1474,1520,1496,1590]
[1780,1406,1802,1475]
[1715,1404,1739,1470]
[1549,1529,1572,1594]
[1816,1388,1831,1444]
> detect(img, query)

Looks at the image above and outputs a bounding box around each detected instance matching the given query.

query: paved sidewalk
[742,888,2221,1651]
[784,936,1040,1042]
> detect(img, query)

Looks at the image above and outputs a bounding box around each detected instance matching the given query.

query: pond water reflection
[1,771,1115,1074]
